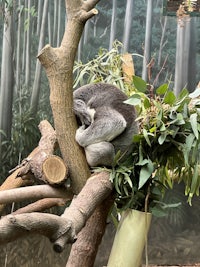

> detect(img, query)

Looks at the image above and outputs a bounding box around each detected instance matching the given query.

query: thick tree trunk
[38,1,112,266]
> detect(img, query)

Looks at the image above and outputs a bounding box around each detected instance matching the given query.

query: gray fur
[73,83,138,167]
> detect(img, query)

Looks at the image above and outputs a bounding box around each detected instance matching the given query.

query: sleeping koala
[73,83,138,167]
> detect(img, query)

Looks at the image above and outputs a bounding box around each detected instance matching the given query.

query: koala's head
[73,99,93,127]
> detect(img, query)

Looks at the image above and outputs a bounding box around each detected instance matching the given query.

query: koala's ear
[73,99,86,113]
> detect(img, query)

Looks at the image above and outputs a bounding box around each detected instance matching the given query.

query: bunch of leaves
[73,41,126,91]
[110,76,200,211]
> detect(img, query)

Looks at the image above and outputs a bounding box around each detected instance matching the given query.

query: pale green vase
[107,209,152,267]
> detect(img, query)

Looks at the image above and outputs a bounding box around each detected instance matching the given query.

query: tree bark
[0,172,113,254]
[0,185,72,205]
[38,1,99,193]
[38,1,113,266]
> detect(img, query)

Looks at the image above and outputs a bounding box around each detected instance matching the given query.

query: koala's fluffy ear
[73,99,91,126]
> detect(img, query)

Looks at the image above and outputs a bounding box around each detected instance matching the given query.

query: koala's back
[73,83,136,124]
[73,83,126,105]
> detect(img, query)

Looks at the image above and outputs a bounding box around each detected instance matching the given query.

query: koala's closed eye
[73,83,138,167]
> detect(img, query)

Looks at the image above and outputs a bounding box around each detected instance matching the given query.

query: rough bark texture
[16,120,62,184]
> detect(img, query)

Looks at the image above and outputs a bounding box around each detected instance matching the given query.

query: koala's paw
[75,125,86,146]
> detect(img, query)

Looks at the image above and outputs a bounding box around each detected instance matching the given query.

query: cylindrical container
[107,209,152,267]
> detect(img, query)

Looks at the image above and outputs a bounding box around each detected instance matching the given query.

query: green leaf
[138,160,154,189]
[164,91,176,105]
[160,122,166,131]
[114,173,122,195]
[136,159,149,166]
[176,113,185,125]
[156,83,168,95]
[190,113,199,139]
[150,206,167,217]
[183,133,195,165]
[190,164,199,196]
[124,94,141,106]
[132,76,147,93]
[178,88,189,99]
[143,96,151,109]
[158,132,167,145]
[124,173,133,188]
[143,128,152,146]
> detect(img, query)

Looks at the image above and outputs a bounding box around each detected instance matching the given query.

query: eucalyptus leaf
[132,76,147,93]
[136,158,149,166]
[143,128,152,146]
[190,164,199,195]
[158,132,167,145]
[124,173,133,188]
[164,91,176,105]
[150,206,167,217]
[183,134,196,166]
[190,113,199,139]
[178,88,189,100]
[124,94,141,106]
[156,83,168,95]
[144,96,151,108]
[138,160,154,189]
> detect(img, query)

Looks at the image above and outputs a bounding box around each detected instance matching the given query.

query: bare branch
[80,8,98,22]
[53,171,113,252]
[12,198,68,215]
[0,213,73,246]
[0,172,112,253]
[0,185,72,204]
[83,0,101,11]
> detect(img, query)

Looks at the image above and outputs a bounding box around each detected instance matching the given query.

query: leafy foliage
[73,41,126,90]
[111,76,200,212]
[74,45,200,213]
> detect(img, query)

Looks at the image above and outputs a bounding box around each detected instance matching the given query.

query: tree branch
[0,172,113,253]
[12,198,68,215]
[0,185,72,205]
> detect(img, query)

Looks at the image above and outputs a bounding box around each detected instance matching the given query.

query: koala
[73,83,138,167]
